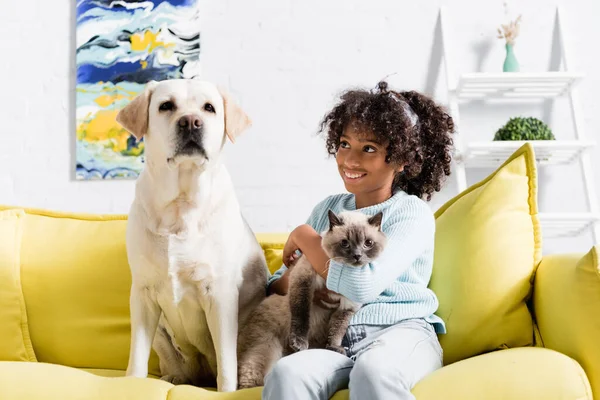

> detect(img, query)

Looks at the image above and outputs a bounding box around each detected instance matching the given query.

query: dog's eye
[340,240,350,249]
[204,103,215,113]
[159,101,175,112]
[364,239,373,248]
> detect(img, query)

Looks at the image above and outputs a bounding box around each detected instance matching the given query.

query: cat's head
[321,210,387,267]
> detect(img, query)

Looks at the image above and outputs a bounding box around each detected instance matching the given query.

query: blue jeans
[262,318,443,400]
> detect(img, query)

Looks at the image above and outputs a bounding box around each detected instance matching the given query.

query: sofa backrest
[0,206,286,375]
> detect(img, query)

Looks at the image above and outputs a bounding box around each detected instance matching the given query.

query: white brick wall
[0,0,598,254]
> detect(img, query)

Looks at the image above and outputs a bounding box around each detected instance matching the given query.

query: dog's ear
[218,88,252,143]
[116,80,158,140]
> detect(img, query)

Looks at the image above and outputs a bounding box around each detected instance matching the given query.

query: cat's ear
[368,212,383,230]
[328,210,343,230]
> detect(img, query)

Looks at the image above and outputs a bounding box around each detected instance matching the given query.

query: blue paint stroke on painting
[75,0,200,180]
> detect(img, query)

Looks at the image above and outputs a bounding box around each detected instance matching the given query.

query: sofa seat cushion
[79,368,159,379]
[168,385,262,400]
[328,348,591,400]
[0,362,263,400]
[0,361,172,400]
[412,347,592,400]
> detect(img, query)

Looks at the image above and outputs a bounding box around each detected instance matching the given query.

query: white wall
[0,0,598,255]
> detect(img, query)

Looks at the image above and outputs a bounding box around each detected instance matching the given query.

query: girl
[263,81,454,400]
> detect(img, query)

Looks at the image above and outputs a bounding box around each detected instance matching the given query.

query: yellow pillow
[534,245,600,397]
[256,233,288,275]
[12,210,159,376]
[431,143,541,365]
[0,209,36,361]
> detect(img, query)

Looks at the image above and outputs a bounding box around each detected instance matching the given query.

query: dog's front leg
[205,287,238,392]
[126,284,161,378]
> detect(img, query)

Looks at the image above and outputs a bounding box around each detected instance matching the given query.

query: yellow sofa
[0,143,598,399]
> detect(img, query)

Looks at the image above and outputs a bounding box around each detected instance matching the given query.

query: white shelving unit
[539,213,600,238]
[460,139,595,168]
[439,6,599,242]
[456,72,583,101]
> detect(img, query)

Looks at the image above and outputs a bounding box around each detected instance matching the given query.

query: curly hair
[318,81,455,201]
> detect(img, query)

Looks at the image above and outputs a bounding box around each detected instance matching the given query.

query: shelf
[459,140,595,168]
[540,213,600,238]
[455,72,584,101]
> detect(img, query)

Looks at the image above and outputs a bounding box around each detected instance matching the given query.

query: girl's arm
[294,200,435,304]
[269,226,328,296]
[287,225,330,280]
[268,270,290,295]
[266,198,330,295]
[327,203,435,304]
[283,226,340,305]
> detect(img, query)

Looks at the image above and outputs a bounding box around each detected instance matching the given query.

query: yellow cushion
[0,209,36,362]
[80,368,263,399]
[0,361,172,400]
[0,205,290,376]
[534,245,600,397]
[7,209,159,376]
[330,348,591,400]
[412,347,592,399]
[256,233,288,275]
[430,143,541,364]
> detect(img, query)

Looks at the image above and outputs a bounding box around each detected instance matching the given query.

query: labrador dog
[116,79,268,392]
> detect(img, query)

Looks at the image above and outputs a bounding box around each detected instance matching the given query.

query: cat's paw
[326,344,347,355]
[289,333,309,353]
[160,375,188,385]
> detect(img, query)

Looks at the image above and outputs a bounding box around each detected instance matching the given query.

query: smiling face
[336,122,403,204]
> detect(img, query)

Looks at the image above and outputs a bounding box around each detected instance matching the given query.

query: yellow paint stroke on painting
[94,94,126,108]
[140,60,148,69]
[131,30,175,53]
[112,84,139,97]
[77,85,137,99]
[77,110,130,152]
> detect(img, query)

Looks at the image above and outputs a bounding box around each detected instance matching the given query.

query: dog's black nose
[178,115,202,129]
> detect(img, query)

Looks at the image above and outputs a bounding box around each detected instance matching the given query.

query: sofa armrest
[533,246,600,397]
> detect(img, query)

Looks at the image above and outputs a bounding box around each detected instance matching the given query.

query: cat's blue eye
[364,239,374,248]
[340,240,350,248]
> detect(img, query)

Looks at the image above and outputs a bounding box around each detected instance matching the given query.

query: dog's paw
[160,375,188,385]
[326,344,347,355]
[289,333,309,353]
[217,376,237,392]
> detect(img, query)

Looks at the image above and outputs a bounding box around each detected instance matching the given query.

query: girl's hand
[313,287,340,308]
[282,233,300,267]
[283,225,314,266]
[270,227,307,296]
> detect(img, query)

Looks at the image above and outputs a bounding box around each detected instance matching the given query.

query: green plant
[493,117,555,141]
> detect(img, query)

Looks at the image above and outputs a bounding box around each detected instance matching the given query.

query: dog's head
[116,79,251,168]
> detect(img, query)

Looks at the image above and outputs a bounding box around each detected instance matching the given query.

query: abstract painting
[75,0,200,180]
